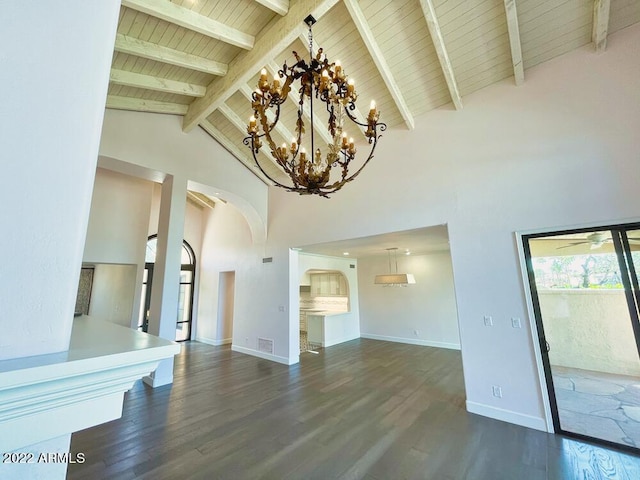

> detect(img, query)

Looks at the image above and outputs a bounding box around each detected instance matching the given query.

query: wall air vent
[258,337,274,354]
[350,264,355,268]
[262,257,273,263]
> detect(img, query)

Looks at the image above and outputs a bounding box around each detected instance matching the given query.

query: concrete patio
[553,366,640,448]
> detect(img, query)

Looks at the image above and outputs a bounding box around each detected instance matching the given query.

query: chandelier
[244,15,386,198]
[374,248,416,286]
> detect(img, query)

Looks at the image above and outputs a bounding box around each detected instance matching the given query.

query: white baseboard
[360,333,460,350]
[231,345,296,365]
[466,400,548,432]
[196,336,231,346]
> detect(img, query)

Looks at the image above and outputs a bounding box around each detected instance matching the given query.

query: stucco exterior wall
[539,290,640,376]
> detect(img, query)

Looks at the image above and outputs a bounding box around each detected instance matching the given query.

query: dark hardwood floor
[68,339,640,479]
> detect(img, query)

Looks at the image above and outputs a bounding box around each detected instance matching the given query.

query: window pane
[177,285,192,322]
[180,270,193,283]
[145,238,157,263]
[181,245,193,264]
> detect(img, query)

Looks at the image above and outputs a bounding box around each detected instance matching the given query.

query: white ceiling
[105,0,640,185]
[296,224,450,258]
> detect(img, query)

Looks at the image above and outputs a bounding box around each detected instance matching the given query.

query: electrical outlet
[492,385,503,398]
[483,315,493,327]
[278,305,285,312]
[511,317,521,328]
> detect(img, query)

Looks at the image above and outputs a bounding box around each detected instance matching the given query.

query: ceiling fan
[558,232,640,250]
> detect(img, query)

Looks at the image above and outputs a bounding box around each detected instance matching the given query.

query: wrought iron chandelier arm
[242,15,384,198]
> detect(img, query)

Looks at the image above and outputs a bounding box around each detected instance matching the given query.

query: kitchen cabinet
[310,273,347,296]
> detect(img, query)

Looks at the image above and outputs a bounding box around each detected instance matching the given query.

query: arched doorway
[138,234,196,342]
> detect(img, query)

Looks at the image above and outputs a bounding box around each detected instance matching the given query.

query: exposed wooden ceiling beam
[110,69,206,97]
[106,95,189,115]
[219,103,251,137]
[418,0,463,110]
[199,120,271,186]
[121,0,254,50]
[265,61,334,146]
[182,0,340,132]
[592,0,611,52]
[187,191,216,210]
[503,0,524,86]
[114,33,228,76]
[343,0,414,130]
[218,102,300,184]
[238,84,295,145]
[219,101,289,177]
[255,0,289,16]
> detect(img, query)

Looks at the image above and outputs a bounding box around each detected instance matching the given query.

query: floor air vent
[258,337,274,354]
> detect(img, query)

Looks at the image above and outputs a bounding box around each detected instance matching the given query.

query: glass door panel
[525,227,640,450]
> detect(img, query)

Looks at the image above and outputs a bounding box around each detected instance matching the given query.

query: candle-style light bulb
[347,78,355,95]
[260,68,267,79]
[341,132,348,149]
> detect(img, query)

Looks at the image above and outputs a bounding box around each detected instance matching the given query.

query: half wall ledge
[0,317,180,452]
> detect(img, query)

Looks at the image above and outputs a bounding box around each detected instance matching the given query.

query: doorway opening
[523,223,640,451]
[299,269,350,354]
[217,271,235,345]
[139,234,196,342]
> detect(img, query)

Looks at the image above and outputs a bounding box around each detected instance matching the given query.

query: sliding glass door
[523,224,640,450]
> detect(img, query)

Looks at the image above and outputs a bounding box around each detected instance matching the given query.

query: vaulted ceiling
[106,0,640,183]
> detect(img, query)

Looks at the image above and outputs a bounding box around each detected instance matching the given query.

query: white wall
[148,183,204,257]
[358,252,460,349]
[263,25,640,431]
[0,1,119,478]
[99,110,269,244]
[95,24,640,432]
[88,264,138,328]
[83,168,154,328]
[0,0,120,361]
[84,169,154,264]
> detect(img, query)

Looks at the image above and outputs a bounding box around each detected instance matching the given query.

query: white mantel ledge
[0,317,180,452]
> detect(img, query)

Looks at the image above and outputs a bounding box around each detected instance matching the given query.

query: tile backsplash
[299,292,349,312]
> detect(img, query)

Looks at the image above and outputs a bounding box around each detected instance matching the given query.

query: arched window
[139,235,196,342]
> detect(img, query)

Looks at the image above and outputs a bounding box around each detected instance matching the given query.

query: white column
[0,0,120,361]
[144,174,188,387]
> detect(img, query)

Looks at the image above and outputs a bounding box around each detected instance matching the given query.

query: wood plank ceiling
[105,0,640,184]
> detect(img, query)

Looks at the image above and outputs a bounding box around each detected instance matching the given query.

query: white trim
[515,231,554,433]
[0,318,180,451]
[360,333,460,350]
[466,401,547,432]
[231,345,296,365]
[142,370,173,388]
[196,336,232,346]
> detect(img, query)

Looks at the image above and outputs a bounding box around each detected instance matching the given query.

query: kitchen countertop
[302,310,350,317]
